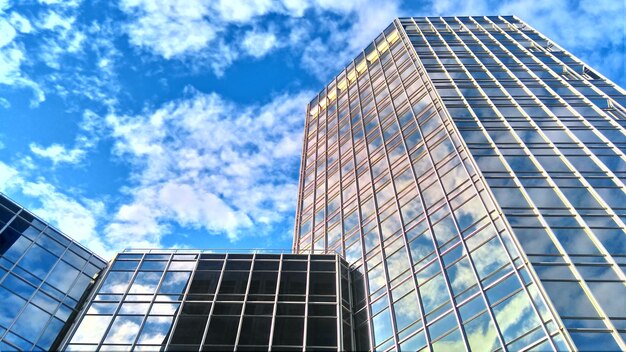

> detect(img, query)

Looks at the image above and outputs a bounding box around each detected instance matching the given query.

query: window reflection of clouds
[70,315,113,343]
[137,316,174,345]
[104,315,143,344]
[100,271,134,294]
[129,271,163,294]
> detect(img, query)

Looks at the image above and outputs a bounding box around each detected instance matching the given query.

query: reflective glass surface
[0,194,107,351]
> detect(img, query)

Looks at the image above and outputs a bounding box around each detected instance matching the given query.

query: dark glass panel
[189,271,220,294]
[279,272,306,295]
[213,303,242,315]
[310,261,336,272]
[182,302,212,315]
[170,315,208,344]
[308,304,337,317]
[276,303,305,316]
[253,261,279,271]
[307,317,337,347]
[245,303,274,315]
[219,272,249,294]
[309,272,336,295]
[249,271,278,294]
[238,316,271,345]
[197,260,223,270]
[282,261,307,271]
[204,316,240,345]
[225,260,251,271]
[273,317,304,346]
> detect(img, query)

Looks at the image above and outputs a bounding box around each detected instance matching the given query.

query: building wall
[0,194,107,351]
[294,15,626,351]
[61,251,353,351]
[398,16,626,350]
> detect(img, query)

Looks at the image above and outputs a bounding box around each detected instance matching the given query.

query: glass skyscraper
[0,193,108,351]
[294,16,626,352]
[60,251,355,351]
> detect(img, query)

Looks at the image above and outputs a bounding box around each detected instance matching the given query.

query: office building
[294,16,626,351]
[0,194,108,351]
[60,251,355,351]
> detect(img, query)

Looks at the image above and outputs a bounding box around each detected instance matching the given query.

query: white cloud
[0,161,112,257]
[29,110,103,165]
[242,29,279,58]
[0,16,16,47]
[8,12,32,33]
[117,0,403,76]
[29,143,86,164]
[120,0,217,59]
[105,89,310,244]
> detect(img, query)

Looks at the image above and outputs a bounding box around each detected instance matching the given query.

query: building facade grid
[61,251,353,351]
[294,15,626,352]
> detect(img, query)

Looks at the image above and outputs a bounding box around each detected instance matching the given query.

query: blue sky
[0,0,624,258]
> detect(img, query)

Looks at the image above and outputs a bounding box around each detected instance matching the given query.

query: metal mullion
[389,17,471,351]
[267,255,283,351]
[303,255,311,351]
[361,54,402,351]
[422,16,565,350]
[95,252,150,350]
[374,26,432,351]
[335,256,343,350]
[132,254,197,350]
[178,256,224,351]
[233,254,256,350]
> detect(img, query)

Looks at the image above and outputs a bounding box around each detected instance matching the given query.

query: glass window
[100,271,134,294]
[249,271,277,295]
[170,315,208,345]
[47,261,80,292]
[238,316,271,345]
[159,271,190,294]
[137,316,174,345]
[203,316,239,345]
[273,317,304,346]
[104,315,143,344]
[12,303,50,341]
[69,315,113,344]
[189,271,220,294]
[111,260,139,271]
[280,272,306,295]
[307,317,337,347]
[129,271,163,294]
[309,273,336,295]
[18,244,58,279]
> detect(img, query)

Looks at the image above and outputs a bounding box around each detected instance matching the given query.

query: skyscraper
[0,194,108,351]
[294,16,626,352]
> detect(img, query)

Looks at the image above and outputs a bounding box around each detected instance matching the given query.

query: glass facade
[61,251,354,351]
[0,193,108,351]
[294,16,626,351]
